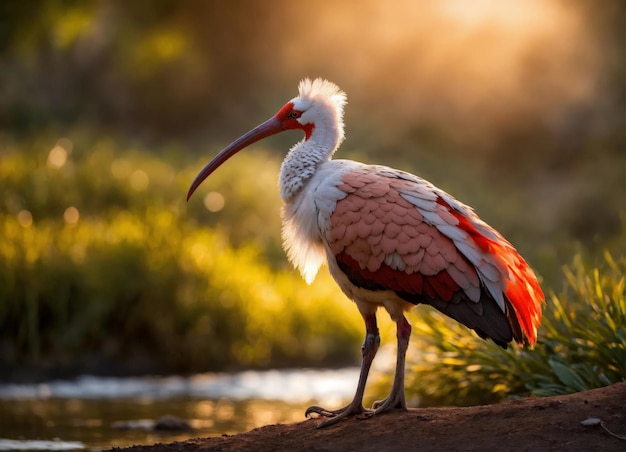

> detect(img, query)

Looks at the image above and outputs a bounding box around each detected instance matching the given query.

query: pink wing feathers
[327,166,544,346]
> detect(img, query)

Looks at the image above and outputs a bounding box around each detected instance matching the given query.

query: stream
[0,368,359,451]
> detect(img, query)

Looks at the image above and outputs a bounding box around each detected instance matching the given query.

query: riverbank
[114,382,625,452]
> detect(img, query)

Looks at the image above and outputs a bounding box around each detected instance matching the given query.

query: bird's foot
[305,401,372,428]
[364,390,407,417]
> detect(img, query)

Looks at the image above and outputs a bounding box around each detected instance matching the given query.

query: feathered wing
[324,165,544,346]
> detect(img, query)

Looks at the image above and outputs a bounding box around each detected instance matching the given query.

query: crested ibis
[187,78,544,427]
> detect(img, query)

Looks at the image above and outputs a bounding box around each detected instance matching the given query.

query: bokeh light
[17,210,33,228]
[203,191,225,212]
[47,145,67,168]
[63,206,80,225]
[129,169,149,191]
[47,138,73,168]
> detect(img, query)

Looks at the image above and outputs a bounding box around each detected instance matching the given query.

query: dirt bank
[115,382,625,452]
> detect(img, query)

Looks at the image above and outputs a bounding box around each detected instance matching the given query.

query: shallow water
[0,368,359,451]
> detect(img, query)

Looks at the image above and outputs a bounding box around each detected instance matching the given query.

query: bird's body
[188,78,544,427]
[283,158,538,344]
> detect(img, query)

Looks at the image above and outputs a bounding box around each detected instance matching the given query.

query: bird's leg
[370,315,411,413]
[305,314,379,428]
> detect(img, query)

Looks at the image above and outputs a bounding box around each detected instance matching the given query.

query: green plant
[525,250,625,396]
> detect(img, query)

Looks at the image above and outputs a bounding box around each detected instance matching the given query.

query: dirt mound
[115,382,625,452]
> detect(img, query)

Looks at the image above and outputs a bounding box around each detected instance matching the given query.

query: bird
[187,78,544,428]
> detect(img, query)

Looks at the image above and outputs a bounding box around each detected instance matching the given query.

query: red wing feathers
[436,197,544,344]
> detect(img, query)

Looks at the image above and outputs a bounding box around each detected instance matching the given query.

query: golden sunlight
[438,0,558,30]
[281,0,596,138]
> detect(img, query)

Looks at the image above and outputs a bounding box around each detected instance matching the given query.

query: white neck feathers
[279,78,346,201]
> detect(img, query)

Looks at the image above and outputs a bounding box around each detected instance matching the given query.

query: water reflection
[0,368,358,450]
[0,439,85,451]
[0,368,358,403]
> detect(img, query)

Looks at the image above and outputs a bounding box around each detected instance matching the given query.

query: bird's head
[187,78,346,201]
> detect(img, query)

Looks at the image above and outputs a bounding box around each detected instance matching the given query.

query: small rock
[580,418,601,426]
[154,415,193,431]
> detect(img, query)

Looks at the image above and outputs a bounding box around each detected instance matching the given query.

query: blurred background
[0,0,624,447]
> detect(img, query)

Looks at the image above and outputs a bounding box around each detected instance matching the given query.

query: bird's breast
[280,161,355,284]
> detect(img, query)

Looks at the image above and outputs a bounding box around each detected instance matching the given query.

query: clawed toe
[305,405,337,418]
[370,393,406,414]
[305,402,371,428]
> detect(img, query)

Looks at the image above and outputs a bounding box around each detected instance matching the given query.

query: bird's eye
[288,111,302,119]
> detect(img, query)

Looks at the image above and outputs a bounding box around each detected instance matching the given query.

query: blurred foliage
[0,133,361,377]
[370,249,625,407]
[0,0,624,409]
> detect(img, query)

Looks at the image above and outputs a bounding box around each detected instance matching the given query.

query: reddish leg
[305,314,379,428]
[370,315,411,413]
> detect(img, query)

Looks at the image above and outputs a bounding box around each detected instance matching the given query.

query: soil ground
[115,382,625,452]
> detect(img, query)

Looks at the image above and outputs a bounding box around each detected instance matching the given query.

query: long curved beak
[187,117,283,201]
